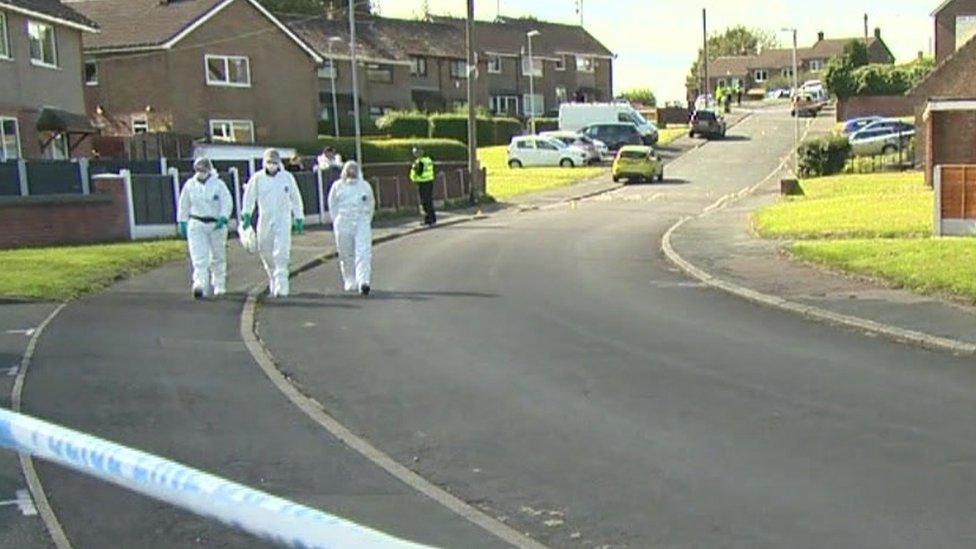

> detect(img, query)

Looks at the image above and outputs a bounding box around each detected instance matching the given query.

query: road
[259,108,976,548]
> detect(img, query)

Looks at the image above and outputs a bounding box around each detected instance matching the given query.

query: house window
[957,15,976,50]
[0,117,20,161]
[28,21,58,68]
[317,59,337,79]
[410,56,427,77]
[366,63,393,83]
[809,59,823,73]
[731,77,742,88]
[717,78,727,88]
[781,67,793,78]
[205,55,250,87]
[576,55,594,72]
[490,95,518,115]
[132,116,148,134]
[522,93,544,116]
[209,119,254,143]
[47,134,68,160]
[555,55,566,71]
[449,59,467,79]
[85,58,98,85]
[487,54,502,74]
[555,86,568,103]
[0,12,10,60]
[521,57,543,77]
[754,69,769,83]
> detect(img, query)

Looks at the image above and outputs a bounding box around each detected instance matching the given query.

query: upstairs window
[85,58,98,85]
[754,69,769,82]
[555,55,566,71]
[521,57,543,77]
[132,116,148,134]
[206,55,251,87]
[366,63,393,83]
[0,12,10,60]
[809,59,823,73]
[449,59,467,79]
[410,56,427,77]
[28,21,58,68]
[487,54,502,74]
[576,55,594,72]
[317,59,337,79]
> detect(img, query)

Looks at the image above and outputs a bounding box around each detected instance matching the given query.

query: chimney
[874,27,882,40]
[917,50,924,61]
[864,13,869,43]
[817,31,824,42]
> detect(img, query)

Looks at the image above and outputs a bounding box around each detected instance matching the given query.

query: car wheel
[508,159,523,169]
[657,172,665,182]
[688,130,695,138]
[882,144,897,155]
[560,158,575,168]
[612,175,620,183]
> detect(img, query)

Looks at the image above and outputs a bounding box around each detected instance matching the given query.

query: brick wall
[0,176,131,249]
[836,95,916,121]
[927,110,976,186]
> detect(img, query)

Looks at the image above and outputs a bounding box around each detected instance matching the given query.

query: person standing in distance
[410,146,436,226]
[178,157,232,299]
[242,149,305,298]
[328,161,375,296]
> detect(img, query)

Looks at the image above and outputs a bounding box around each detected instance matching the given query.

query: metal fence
[845,140,917,175]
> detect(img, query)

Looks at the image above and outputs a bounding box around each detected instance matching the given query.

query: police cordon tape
[0,408,434,549]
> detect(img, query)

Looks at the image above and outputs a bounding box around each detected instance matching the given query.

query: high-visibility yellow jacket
[410,156,435,184]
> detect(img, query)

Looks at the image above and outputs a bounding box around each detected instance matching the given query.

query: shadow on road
[717,135,751,142]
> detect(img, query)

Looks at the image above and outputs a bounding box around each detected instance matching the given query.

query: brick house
[701,29,895,96]
[69,0,323,145]
[908,0,976,184]
[0,0,97,160]
[286,14,614,125]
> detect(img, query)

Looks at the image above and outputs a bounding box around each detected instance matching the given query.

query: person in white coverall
[242,149,305,298]
[328,161,375,296]
[177,157,232,299]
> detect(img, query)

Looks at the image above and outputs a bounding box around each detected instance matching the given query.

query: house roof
[909,32,976,97]
[707,56,753,77]
[67,0,321,61]
[931,0,958,16]
[1,0,97,31]
[467,17,614,59]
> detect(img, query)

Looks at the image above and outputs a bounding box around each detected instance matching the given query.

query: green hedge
[375,112,431,138]
[289,137,468,163]
[798,135,852,177]
[317,114,383,137]
[430,114,497,145]
[531,118,559,133]
[492,117,523,145]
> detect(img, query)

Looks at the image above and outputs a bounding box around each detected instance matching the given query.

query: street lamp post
[348,0,363,164]
[327,36,342,138]
[782,27,799,175]
[527,30,540,134]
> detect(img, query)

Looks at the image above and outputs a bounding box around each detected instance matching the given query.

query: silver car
[849,121,915,156]
[539,131,605,164]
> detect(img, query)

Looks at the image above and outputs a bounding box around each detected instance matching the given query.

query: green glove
[241,213,253,230]
[178,221,188,239]
[215,216,228,230]
[292,218,305,235]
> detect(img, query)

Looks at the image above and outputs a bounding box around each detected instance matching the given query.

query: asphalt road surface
[260,108,976,548]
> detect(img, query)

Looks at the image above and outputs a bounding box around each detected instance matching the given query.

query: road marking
[6,365,18,377]
[4,328,36,337]
[9,303,73,549]
[0,489,38,516]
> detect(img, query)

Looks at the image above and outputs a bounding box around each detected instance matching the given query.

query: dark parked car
[688,110,727,139]
[580,123,643,151]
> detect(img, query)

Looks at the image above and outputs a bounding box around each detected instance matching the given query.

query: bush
[375,112,431,138]
[430,114,496,145]
[492,117,523,144]
[289,137,468,163]
[530,118,559,133]
[797,135,851,177]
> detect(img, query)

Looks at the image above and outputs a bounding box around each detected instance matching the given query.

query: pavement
[255,106,976,548]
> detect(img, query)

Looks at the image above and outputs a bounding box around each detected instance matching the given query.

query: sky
[373,0,936,103]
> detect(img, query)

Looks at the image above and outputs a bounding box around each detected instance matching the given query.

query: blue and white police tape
[0,408,433,549]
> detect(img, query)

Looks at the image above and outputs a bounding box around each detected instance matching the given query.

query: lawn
[753,172,932,239]
[479,146,606,201]
[658,126,689,146]
[791,238,976,300]
[0,240,186,300]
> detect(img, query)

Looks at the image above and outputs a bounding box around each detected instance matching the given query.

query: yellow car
[611,145,664,183]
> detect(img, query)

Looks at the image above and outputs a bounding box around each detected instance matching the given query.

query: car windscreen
[619,150,648,159]
[695,111,716,121]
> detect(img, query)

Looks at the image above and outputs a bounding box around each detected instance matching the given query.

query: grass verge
[658,126,689,146]
[790,238,976,301]
[479,145,606,201]
[754,172,932,239]
[0,240,186,301]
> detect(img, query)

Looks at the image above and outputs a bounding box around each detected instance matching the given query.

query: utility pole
[782,27,799,176]
[327,37,342,138]
[348,0,363,164]
[702,8,709,99]
[576,0,583,26]
[466,0,478,203]
[864,13,869,44]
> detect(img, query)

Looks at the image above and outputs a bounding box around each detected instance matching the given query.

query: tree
[686,26,780,90]
[823,58,856,98]
[842,40,870,68]
[620,88,656,107]
[257,0,373,16]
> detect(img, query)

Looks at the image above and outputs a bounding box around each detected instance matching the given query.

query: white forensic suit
[328,175,375,292]
[242,169,305,297]
[177,173,233,295]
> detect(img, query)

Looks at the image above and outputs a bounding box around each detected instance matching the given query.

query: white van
[558,102,659,145]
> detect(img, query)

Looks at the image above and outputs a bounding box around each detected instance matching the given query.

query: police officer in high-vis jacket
[410,147,436,226]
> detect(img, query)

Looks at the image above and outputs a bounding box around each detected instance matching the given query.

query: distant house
[71,0,323,146]
[700,29,895,97]
[0,0,98,160]
[908,0,976,184]
[286,14,614,125]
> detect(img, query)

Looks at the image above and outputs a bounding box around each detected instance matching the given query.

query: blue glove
[292,218,305,235]
[215,216,228,230]
[178,221,188,239]
[241,213,253,230]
